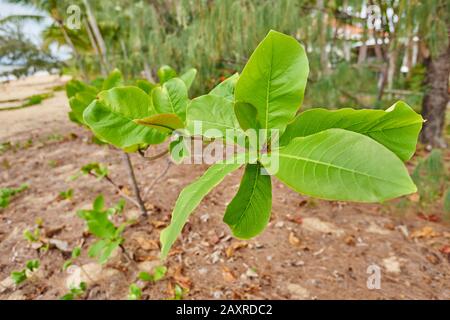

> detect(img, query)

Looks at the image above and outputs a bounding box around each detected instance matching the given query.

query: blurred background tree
[1,0,449,148]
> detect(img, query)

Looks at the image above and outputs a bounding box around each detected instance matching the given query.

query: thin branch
[88,172,141,209]
[144,149,169,161]
[119,244,134,264]
[121,153,148,217]
[143,158,172,200]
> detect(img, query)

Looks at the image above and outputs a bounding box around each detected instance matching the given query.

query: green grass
[0,92,53,111]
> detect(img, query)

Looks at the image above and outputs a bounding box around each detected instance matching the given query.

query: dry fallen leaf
[222,267,236,282]
[286,214,303,224]
[344,235,356,246]
[171,266,192,289]
[417,213,441,222]
[44,225,65,238]
[408,193,420,202]
[120,186,131,196]
[439,245,450,254]
[410,226,440,239]
[383,223,395,231]
[134,237,159,250]
[425,253,440,265]
[225,241,248,258]
[150,220,166,229]
[289,232,301,246]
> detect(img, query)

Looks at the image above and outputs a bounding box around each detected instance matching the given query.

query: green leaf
[152,266,167,281]
[169,135,190,164]
[224,163,272,239]
[152,78,189,121]
[11,271,27,285]
[102,69,124,90]
[157,65,177,83]
[60,293,74,300]
[93,195,104,211]
[280,101,423,161]
[173,284,185,300]
[210,73,239,101]
[26,259,40,271]
[135,113,184,134]
[128,284,142,300]
[138,271,152,281]
[62,260,72,271]
[69,91,97,125]
[160,162,242,259]
[83,86,166,149]
[179,68,197,90]
[234,102,260,131]
[66,79,96,99]
[186,94,243,139]
[135,79,157,94]
[139,266,167,282]
[78,209,116,239]
[98,239,121,264]
[262,129,417,202]
[235,30,309,133]
[88,239,108,258]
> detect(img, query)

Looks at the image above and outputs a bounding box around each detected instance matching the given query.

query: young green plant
[0,184,28,209]
[159,30,423,259]
[77,195,129,264]
[68,67,197,216]
[10,259,40,285]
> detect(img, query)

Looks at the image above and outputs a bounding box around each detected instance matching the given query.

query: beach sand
[0,74,70,141]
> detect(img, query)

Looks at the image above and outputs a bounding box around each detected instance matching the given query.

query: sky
[0,0,71,59]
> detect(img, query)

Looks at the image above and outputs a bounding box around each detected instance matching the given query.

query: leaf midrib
[278,152,406,186]
[264,38,274,130]
[232,165,260,229]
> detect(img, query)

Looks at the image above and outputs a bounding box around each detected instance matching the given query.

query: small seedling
[48,159,58,168]
[138,265,167,282]
[70,162,109,181]
[0,141,13,154]
[0,184,28,209]
[46,133,64,142]
[128,283,142,300]
[62,246,82,271]
[60,282,87,300]
[58,189,74,201]
[10,259,40,285]
[77,195,128,264]
[23,228,40,243]
[170,284,187,300]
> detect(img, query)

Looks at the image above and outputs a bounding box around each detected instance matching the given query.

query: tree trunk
[56,21,87,80]
[387,45,397,90]
[143,60,155,83]
[317,0,329,75]
[419,40,450,148]
[83,0,109,71]
[358,41,367,64]
[84,19,107,77]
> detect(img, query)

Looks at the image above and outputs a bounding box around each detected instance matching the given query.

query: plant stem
[143,158,172,200]
[121,152,147,217]
[119,244,133,263]
[143,149,169,161]
[89,172,141,209]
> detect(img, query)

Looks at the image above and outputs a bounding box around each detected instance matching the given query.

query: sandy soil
[0,76,449,300]
[0,75,71,139]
